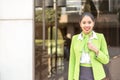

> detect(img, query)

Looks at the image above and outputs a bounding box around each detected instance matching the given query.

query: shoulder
[70,34,80,43]
[94,32,106,40]
[95,32,104,37]
[72,34,79,39]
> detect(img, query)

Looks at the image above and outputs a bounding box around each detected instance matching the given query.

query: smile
[84,26,91,31]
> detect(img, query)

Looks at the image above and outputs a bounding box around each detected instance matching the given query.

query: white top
[80,51,91,63]
[78,31,98,64]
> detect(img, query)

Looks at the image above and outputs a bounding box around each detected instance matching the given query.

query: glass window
[35,0,120,80]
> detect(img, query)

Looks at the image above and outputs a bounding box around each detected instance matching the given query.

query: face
[80,15,95,34]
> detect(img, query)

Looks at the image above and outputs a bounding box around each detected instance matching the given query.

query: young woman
[68,12,109,80]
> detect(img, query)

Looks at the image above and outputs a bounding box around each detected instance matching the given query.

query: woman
[68,12,109,80]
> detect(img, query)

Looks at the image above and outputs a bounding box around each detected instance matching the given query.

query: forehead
[81,15,93,21]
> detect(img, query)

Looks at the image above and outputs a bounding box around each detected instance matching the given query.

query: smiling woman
[68,12,110,80]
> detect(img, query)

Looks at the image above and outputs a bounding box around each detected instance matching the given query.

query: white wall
[0,0,34,80]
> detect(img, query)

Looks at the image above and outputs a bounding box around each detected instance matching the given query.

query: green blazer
[68,32,109,80]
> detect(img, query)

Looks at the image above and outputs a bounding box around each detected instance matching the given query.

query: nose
[85,23,90,27]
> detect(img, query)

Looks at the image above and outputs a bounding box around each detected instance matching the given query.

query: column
[0,0,34,80]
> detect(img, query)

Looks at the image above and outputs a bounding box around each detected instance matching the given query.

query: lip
[84,26,90,31]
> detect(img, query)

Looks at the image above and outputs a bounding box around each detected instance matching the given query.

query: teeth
[85,28,89,31]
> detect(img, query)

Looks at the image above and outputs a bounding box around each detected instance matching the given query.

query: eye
[88,21,92,24]
[82,21,86,24]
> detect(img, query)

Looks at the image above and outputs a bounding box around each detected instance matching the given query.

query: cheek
[91,24,94,29]
[80,23,84,28]
[80,23,83,29]
[92,23,95,27]
[80,26,87,31]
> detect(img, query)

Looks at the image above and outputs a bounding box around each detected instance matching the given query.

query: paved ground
[48,59,69,80]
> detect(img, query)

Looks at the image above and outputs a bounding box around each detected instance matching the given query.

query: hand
[87,41,99,54]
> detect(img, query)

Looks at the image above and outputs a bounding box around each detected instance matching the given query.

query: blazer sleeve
[68,36,76,80]
[96,34,110,64]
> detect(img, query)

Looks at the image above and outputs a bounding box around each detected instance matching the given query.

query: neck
[82,31,92,36]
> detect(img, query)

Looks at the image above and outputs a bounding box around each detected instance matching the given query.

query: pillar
[0,0,34,80]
